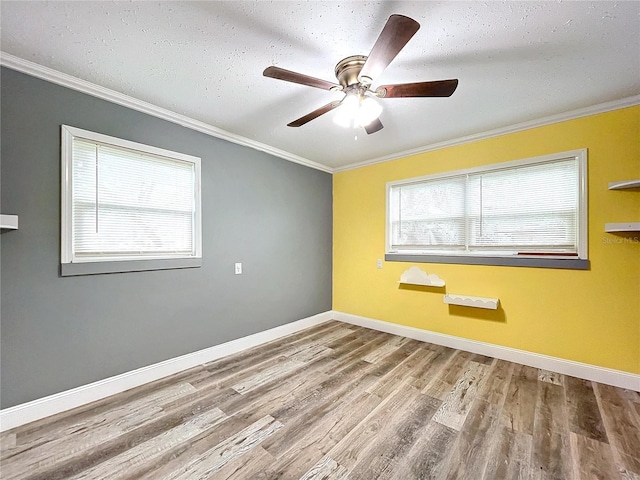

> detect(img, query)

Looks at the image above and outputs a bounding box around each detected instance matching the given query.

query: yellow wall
[333,106,640,374]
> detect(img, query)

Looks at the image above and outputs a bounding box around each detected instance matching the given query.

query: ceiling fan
[263,14,459,135]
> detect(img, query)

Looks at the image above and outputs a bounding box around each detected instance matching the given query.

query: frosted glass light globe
[333,94,382,128]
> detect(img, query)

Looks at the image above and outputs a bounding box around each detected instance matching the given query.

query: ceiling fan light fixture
[264,15,457,134]
[333,94,359,127]
[333,94,382,128]
[358,96,383,126]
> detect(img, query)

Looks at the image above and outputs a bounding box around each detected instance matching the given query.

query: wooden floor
[2,321,639,480]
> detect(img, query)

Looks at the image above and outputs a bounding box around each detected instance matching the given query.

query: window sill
[385,253,589,270]
[60,257,202,277]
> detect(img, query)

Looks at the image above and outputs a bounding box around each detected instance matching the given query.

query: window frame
[385,149,589,270]
[60,125,202,276]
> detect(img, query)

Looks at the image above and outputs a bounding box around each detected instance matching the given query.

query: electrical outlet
[235,262,242,274]
[377,259,383,269]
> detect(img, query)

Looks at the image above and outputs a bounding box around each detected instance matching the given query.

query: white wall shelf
[398,266,445,287]
[608,180,640,190]
[605,222,640,233]
[606,180,639,233]
[444,294,499,310]
[0,214,18,231]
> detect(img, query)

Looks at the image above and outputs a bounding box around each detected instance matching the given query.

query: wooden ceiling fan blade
[376,79,459,98]
[358,14,420,84]
[287,101,342,127]
[263,66,341,91]
[364,118,384,134]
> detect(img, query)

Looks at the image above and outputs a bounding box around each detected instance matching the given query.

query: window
[61,125,201,276]
[386,149,588,269]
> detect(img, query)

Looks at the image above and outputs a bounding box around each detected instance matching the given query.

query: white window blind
[62,125,202,268]
[388,151,587,259]
[390,176,466,249]
[466,159,578,252]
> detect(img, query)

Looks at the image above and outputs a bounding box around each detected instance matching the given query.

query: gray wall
[0,68,332,408]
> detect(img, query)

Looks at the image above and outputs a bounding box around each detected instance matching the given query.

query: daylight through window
[387,149,587,264]
[61,125,201,273]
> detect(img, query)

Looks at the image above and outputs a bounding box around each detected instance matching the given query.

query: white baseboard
[0,311,332,432]
[332,311,640,392]
[3,309,637,432]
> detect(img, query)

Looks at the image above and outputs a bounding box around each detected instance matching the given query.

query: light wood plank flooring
[2,321,639,479]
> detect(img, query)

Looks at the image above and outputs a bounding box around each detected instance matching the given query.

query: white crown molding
[3,52,639,176]
[0,52,333,174]
[333,311,640,392]
[0,311,332,432]
[335,95,640,172]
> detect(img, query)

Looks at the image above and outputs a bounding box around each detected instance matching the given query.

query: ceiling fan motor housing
[262,14,458,132]
[334,55,368,87]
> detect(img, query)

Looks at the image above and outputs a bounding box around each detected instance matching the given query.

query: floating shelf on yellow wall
[444,294,499,310]
[606,180,640,232]
[608,180,640,190]
[605,222,640,232]
[398,266,445,287]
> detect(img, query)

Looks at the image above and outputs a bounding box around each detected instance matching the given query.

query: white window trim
[385,149,588,269]
[61,125,202,275]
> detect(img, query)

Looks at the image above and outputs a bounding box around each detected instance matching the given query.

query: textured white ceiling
[1,1,639,170]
